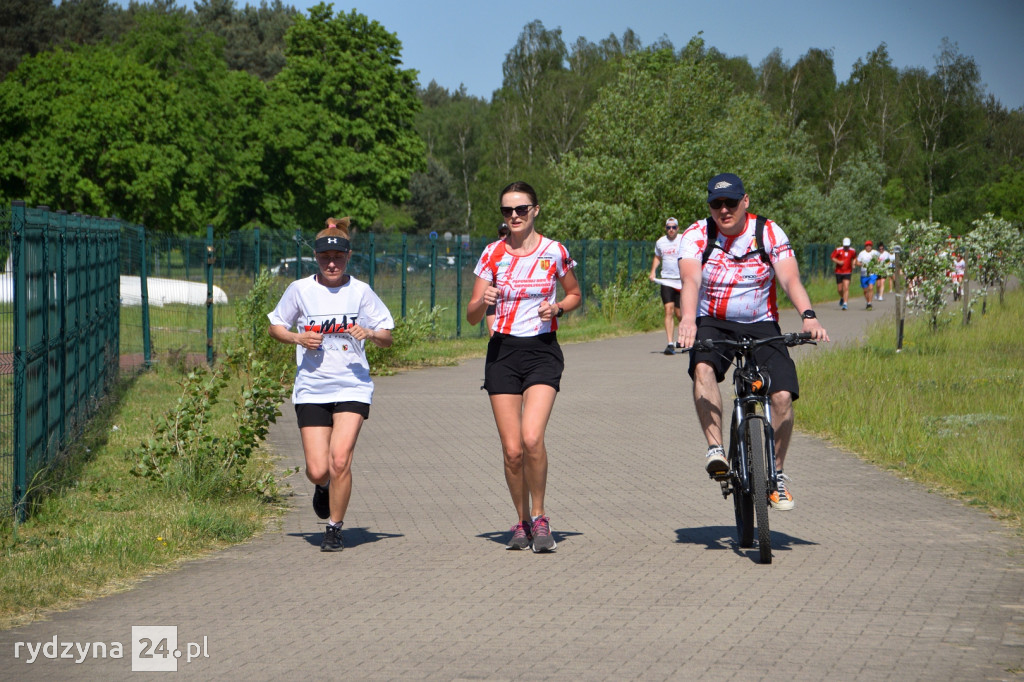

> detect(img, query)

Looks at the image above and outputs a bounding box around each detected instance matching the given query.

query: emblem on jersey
[342,344,349,351]
[539,258,551,271]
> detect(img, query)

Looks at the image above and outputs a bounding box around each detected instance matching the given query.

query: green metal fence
[3,203,833,522]
[3,202,132,521]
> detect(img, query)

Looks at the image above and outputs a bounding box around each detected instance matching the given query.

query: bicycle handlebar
[681,332,815,353]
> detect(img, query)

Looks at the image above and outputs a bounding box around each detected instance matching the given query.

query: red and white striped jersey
[678,214,794,323]
[473,235,575,337]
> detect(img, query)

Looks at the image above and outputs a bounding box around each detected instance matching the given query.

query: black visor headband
[314,236,351,253]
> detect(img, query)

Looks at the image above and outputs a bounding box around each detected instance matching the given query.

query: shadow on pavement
[675,526,819,561]
[288,527,404,548]
[477,529,584,546]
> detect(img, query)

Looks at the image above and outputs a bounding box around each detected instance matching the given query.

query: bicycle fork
[723,397,780,498]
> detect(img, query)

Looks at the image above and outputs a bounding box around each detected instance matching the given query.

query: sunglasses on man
[708,198,741,210]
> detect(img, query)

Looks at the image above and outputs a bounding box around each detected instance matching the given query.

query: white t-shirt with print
[655,234,682,279]
[678,213,795,323]
[473,235,575,337]
[267,275,394,405]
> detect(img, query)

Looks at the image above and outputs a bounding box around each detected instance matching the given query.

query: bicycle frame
[727,362,778,502]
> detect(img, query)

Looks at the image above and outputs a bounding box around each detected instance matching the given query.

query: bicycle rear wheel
[730,416,754,548]
[747,419,772,564]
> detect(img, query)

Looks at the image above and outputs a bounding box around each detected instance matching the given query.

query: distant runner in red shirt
[831,237,857,310]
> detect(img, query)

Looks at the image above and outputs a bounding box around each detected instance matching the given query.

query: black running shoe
[312,484,330,520]
[321,523,344,552]
[664,344,675,355]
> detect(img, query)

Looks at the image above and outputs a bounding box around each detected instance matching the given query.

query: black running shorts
[484,332,564,395]
[686,317,800,399]
[294,401,370,427]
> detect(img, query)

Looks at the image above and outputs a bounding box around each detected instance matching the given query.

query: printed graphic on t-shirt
[678,214,793,323]
[302,312,362,351]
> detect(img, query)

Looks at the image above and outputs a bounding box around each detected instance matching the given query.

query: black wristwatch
[555,305,564,318]
[801,309,817,320]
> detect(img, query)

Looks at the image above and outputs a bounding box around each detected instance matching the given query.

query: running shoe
[769,472,795,511]
[866,303,873,310]
[841,302,848,310]
[530,516,557,553]
[506,520,533,550]
[664,344,675,355]
[704,444,729,475]
[312,483,330,520]
[321,523,344,551]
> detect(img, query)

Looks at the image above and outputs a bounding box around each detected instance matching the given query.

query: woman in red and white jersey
[467,181,581,553]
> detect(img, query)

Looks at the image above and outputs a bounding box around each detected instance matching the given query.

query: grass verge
[797,287,1024,529]
[0,366,291,630]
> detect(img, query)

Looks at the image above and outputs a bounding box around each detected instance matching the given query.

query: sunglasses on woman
[499,204,535,218]
[708,198,741,210]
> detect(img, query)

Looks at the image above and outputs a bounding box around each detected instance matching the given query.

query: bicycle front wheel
[730,415,754,548]
[747,419,772,564]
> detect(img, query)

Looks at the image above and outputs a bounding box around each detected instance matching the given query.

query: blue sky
[283,0,1024,109]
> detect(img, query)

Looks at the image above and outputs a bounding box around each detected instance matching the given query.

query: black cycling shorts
[687,317,800,399]
[295,401,370,427]
[660,285,681,306]
[484,332,564,395]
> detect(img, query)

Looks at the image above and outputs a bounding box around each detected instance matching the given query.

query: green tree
[811,149,896,246]
[547,39,803,241]
[193,0,297,80]
[907,38,984,223]
[258,4,425,232]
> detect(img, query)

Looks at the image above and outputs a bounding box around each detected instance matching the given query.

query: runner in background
[650,217,684,354]
[830,237,857,310]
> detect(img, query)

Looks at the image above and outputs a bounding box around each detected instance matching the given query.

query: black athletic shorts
[687,317,800,399]
[294,401,370,427]
[835,273,852,283]
[660,284,681,306]
[484,332,564,395]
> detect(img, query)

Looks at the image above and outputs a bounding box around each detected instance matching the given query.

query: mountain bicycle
[688,332,815,564]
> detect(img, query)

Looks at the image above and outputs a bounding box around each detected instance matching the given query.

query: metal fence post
[11,201,27,522]
[206,225,215,366]
[401,234,408,318]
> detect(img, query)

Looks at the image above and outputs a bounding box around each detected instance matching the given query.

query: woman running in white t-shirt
[467,181,582,553]
[267,217,394,552]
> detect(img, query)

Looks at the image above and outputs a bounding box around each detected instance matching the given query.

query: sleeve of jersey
[267,283,300,328]
[361,288,395,331]
[677,221,705,261]
[473,241,501,281]
[766,221,794,263]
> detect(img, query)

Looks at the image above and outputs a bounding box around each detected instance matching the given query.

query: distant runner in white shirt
[268,216,394,552]
[650,216,683,354]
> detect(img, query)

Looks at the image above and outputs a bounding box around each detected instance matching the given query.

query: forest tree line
[1,0,1021,251]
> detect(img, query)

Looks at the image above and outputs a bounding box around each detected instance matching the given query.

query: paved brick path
[2,297,1022,680]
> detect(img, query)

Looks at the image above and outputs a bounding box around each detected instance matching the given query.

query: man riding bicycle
[678,173,829,510]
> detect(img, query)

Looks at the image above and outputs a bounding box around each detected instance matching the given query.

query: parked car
[270,257,318,277]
